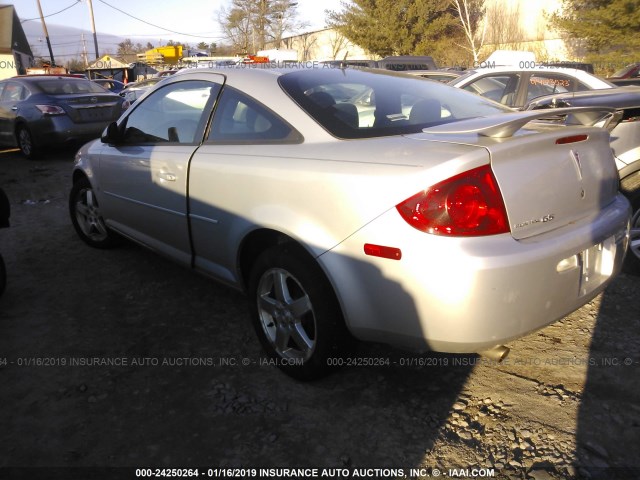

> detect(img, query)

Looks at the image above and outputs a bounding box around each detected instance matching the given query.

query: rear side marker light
[396,165,509,236]
[364,244,402,260]
[556,134,588,144]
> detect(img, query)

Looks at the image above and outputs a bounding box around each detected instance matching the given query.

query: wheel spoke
[274,323,290,352]
[289,294,312,319]
[290,322,314,352]
[272,270,291,303]
[258,294,280,318]
[631,218,640,257]
[92,219,108,236]
[75,202,91,217]
[85,189,96,208]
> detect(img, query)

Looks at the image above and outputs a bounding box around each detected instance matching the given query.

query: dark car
[0,186,9,297]
[320,56,438,72]
[377,55,437,71]
[608,63,640,86]
[405,69,464,82]
[609,63,640,79]
[92,79,126,93]
[0,75,128,159]
[525,87,640,271]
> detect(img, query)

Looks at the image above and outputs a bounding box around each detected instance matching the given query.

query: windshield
[279,68,509,139]
[35,79,110,95]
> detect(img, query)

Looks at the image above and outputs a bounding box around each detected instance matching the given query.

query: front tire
[248,244,351,380]
[69,177,118,249]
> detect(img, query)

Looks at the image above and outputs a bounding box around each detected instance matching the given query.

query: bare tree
[297,32,318,61]
[219,2,254,53]
[218,0,304,53]
[328,31,350,60]
[483,1,527,51]
[451,0,486,64]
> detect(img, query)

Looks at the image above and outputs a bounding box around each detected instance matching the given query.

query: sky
[12,0,344,53]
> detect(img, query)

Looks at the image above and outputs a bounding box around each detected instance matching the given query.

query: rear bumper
[28,116,109,147]
[319,194,631,352]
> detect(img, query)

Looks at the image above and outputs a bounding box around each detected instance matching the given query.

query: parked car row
[0,75,128,159]
[68,66,631,379]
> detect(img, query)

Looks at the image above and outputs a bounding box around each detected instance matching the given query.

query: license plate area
[579,236,616,297]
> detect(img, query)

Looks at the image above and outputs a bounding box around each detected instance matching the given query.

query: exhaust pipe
[479,345,510,362]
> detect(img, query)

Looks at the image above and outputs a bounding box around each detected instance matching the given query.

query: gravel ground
[0,147,639,480]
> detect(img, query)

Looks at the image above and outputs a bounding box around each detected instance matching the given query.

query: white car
[449,66,615,108]
[69,67,631,379]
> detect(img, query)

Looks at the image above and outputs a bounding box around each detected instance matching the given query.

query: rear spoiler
[423,107,616,138]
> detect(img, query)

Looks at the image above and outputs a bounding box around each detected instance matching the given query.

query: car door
[98,76,223,265]
[187,86,303,283]
[0,81,27,145]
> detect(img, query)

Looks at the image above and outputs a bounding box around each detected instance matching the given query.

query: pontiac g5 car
[69,67,630,379]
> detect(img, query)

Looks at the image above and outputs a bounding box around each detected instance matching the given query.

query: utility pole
[86,0,100,59]
[36,0,56,65]
[81,34,89,67]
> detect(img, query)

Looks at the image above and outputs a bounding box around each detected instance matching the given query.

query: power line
[97,0,220,39]
[20,0,82,23]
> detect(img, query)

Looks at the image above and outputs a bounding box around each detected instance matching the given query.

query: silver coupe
[69,66,631,379]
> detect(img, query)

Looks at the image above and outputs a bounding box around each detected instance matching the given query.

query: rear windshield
[34,79,109,95]
[279,68,509,139]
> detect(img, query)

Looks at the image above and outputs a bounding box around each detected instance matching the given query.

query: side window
[463,74,520,106]
[0,82,26,102]
[207,87,301,143]
[575,81,591,92]
[122,80,220,145]
[527,73,573,101]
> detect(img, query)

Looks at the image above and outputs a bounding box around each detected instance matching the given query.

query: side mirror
[101,122,122,144]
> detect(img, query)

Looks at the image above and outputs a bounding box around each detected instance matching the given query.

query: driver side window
[122,80,220,145]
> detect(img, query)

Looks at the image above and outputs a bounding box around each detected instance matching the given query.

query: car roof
[9,75,92,83]
[453,66,615,87]
[527,85,640,108]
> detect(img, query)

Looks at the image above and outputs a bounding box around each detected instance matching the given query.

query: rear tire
[69,176,119,249]
[16,125,40,160]
[626,192,640,274]
[248,244,352,380]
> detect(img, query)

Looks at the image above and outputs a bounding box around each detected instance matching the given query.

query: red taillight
[36,105,66,116]
[396,165,509,236]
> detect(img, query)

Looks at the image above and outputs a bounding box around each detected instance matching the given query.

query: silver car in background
[69,67,630,379]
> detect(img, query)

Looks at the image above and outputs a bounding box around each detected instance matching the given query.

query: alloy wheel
[74,187,109,242]
[256,267,317,361]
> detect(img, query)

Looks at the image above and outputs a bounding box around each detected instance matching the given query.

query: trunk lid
[61,94,122,124]
[416,108,620,239]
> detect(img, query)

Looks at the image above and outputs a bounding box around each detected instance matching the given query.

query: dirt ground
[0,147,639,480]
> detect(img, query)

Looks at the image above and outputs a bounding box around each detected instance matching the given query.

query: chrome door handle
[158,172,176,181]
